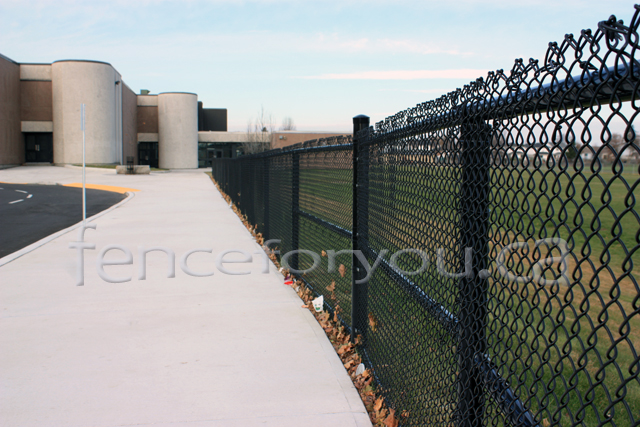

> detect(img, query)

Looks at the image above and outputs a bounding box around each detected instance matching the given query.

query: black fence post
[456,118,491,427]
[291,151,300,271]
[233,159,239,204]
[228,161,233,194]
[217,160,229,194]
[263,156,270,241]
[239,158,244,210]
[351,114,370,343]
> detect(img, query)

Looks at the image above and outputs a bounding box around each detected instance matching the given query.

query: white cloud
[0,0,607,6]
[145,31,467,57]
[405,89,449,93]
[301,69,489,80]
[377,38,464,56]
[377,88,450,94]
[302,34,468,55]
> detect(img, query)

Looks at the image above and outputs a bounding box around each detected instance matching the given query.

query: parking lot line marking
[27,194,33,199]
[15,190,28,194]
[9,199,24,204]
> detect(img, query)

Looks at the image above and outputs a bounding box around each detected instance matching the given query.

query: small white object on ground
[312,295,324,312]
[355,363,365,376]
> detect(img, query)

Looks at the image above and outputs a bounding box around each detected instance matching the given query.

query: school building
[0,53,243,169]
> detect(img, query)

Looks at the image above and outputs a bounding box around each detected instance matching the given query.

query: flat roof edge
[0,53,18,64]
[53,59,113,66]
[159,92,198,96]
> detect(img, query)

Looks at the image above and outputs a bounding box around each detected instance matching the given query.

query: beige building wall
[122,83,138,164]
[2,55,207,169]
[137,95,158,107]
[271,131,349,149]
[158,92,198,169]
[137,94,159,143]
[52,60,120,164]
[22,121,53,132]
[114,70,123,164]
[20,64,52,81]
[137,106,159,133]
[198,131,251,143]
[0,54,22,166]
[20,81,52,121]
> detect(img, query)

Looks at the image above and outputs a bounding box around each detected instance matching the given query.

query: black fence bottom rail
[361,245,459,336]
[211,7,640,426]
[298,209,352,239]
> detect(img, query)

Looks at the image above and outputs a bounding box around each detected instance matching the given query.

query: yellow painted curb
[63,183,140,194]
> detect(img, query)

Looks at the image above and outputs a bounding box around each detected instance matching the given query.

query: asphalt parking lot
[0,183,125,258]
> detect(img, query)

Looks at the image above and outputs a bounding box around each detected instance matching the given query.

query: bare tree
[604,133,624,161]
[280,117,296,131]
[627,126,640,161]
[243,106,274,154]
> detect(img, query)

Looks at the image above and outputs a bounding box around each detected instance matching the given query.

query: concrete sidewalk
[0,166,370,427]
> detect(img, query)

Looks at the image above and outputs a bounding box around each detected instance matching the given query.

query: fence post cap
[353,115,370,135]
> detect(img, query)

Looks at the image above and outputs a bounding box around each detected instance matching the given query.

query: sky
[0,0,637,132]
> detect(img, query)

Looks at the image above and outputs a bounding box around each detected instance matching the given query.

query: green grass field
[294,162,639,426]
[215,156,638,426]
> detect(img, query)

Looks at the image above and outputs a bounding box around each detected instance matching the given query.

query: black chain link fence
[212,136,354,324]
[211,7,640,427]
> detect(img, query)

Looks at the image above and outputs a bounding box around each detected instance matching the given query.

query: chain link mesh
[212,7,640,427]
[211,136,354,323]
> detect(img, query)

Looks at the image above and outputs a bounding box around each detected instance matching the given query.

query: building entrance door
[24,133,53,163]
[138,142,158,168]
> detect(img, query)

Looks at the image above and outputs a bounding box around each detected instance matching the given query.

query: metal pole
[291,151,300,272]
[263,156,270,240]
[456,118,491,427]
[351,114,370,343]
[81,104,86,227]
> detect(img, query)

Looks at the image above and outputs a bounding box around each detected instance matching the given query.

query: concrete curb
[0,191,135,267]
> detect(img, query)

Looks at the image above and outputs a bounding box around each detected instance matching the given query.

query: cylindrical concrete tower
[158,92,198,169]
[52,60,120,164]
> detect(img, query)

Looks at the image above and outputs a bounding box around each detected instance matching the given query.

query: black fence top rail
[246,135,353,159]
[211,6,640,427]
[368,8,640,142]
